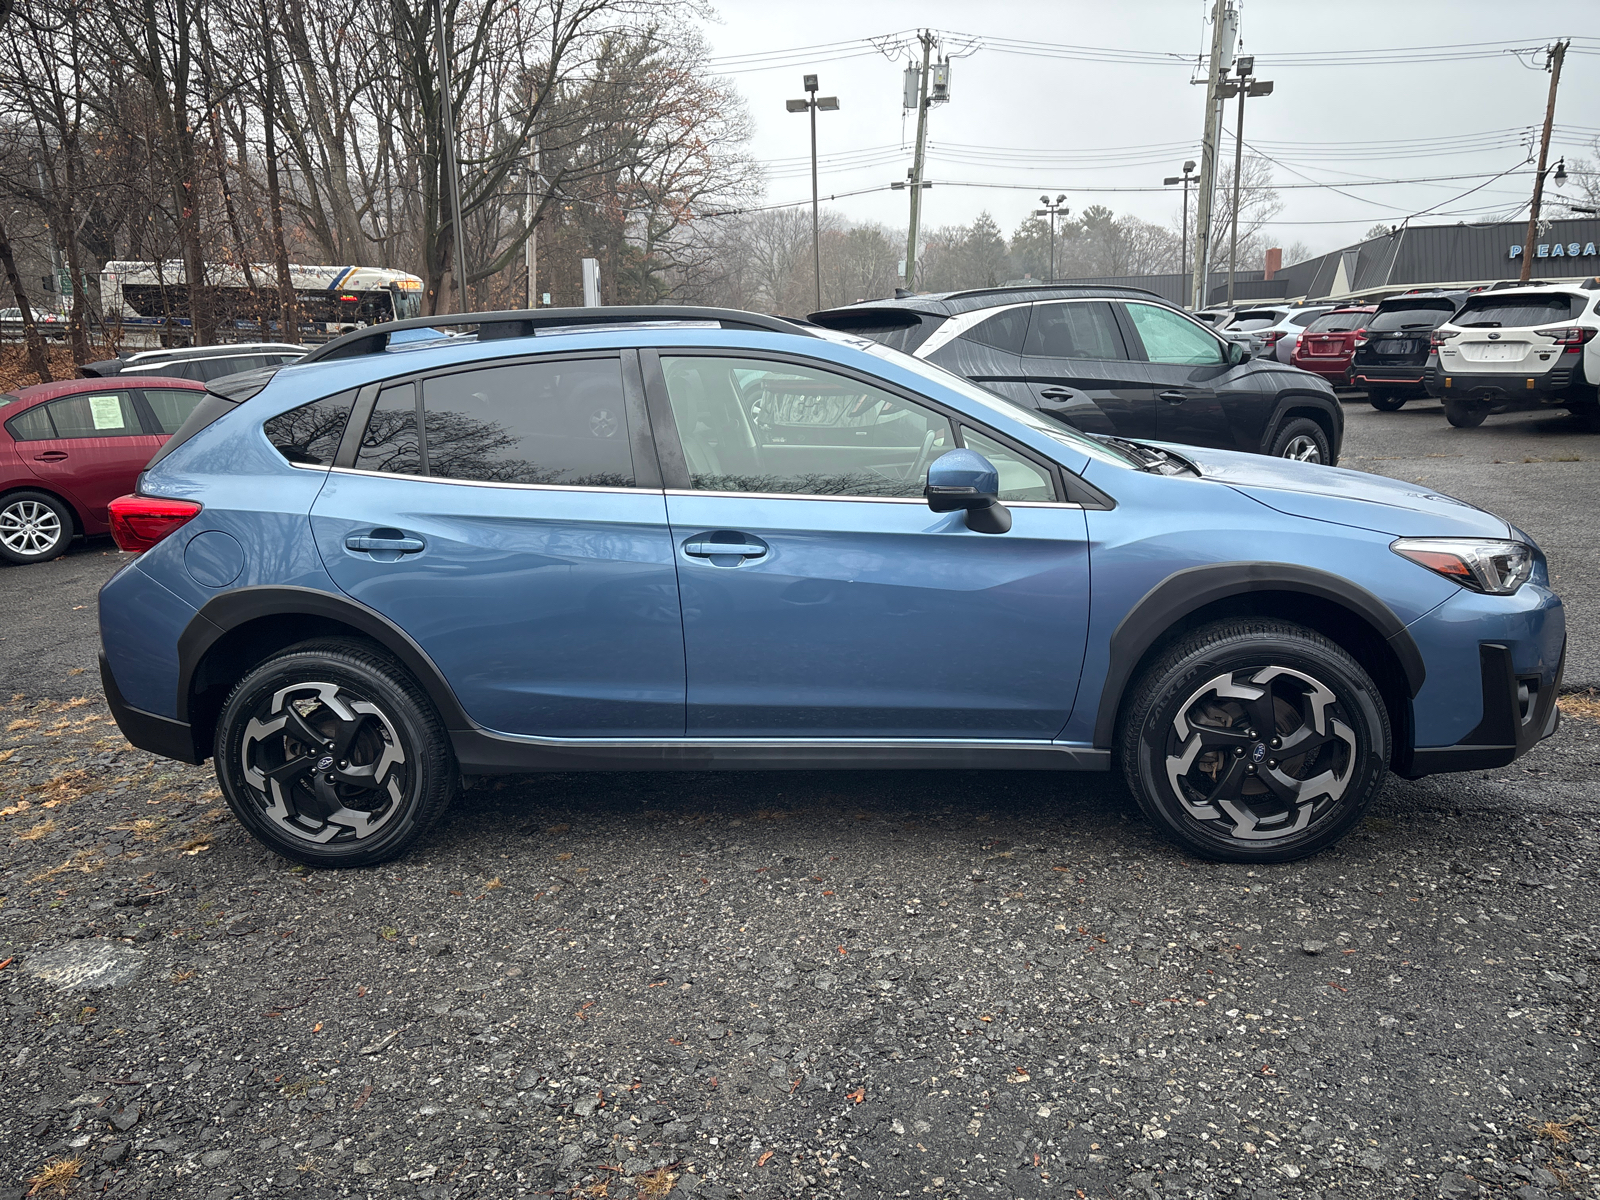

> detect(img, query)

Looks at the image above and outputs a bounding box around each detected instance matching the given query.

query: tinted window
[1368,303,1455,332]
[959,427,1056,502]
[356,384,423,475]
[1023,302,1126,360]
[1123,303,1225,365]
[142,387,206,435]
[663,356,952,498]
[1451,295,1580,328]
[1306,311,1370,333]
[41,392,142,438]
[423,359,633,487]
[1232,310,1286,331]
[265,390,357,467]
[963,307,1029,354]
[1289,311,1327,328]
[4,404,55,441]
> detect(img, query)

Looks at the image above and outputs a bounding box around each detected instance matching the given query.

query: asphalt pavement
[0,395,1595,1200]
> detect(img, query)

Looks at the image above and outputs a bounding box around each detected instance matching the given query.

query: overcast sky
[697,0,1600,261]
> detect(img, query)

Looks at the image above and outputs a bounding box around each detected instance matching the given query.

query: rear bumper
[1401,638,1564,777]
[1290,354,1352,381]
[1424,364,1578,402]
[1351,364,1429,393]
[100,652,203,764]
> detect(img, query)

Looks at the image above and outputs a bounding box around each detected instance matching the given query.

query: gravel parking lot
[0,396,1596,1200]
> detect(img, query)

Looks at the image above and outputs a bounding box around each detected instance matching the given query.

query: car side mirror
[1228,340,1249,365]
[925,448,1012,534]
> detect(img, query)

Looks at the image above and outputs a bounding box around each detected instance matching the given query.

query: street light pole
[434,0,470,313]
[1164,160,1198,288]
[1220,57,1272,307]
[1033,195,1068,282]
[787,75,839,311]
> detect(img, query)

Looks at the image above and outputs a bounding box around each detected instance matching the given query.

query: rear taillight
[108,495,201,553]
[1353,337,1368,347]
[1259,330,1286,347]
[1430,329,1458,349]
[1544,326,1598,353]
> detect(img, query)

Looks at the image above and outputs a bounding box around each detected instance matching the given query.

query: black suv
[1349,290,1465,411]
[810,285,1344,463]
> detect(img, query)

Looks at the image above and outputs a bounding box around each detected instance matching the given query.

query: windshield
[845,336,1145,469]
[1451,294,1582,328]
[1368,302,1455,331]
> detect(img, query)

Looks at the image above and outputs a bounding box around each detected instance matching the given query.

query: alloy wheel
[239,681,408,846]
[1280,435,1323,463]
[0,499,64,556]
[1163,665,1356,843]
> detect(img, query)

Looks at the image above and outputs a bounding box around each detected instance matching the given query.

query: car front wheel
[1268,417,1331,464]
[214,639,456,867]
[0,490,73,565]
[1118,619,1390,862]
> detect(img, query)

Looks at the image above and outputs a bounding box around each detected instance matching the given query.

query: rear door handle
[1158,391,1189,404]
[34,451,68,462]
[345,531,426,561]
[683,534,768,566]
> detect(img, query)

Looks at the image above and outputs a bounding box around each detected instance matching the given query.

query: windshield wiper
[1095,434,1195,475]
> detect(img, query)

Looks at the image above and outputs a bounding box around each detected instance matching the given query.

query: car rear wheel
[0,490,73,565]
[214,639,456,867]
[1368,390,1407,412]
[1443,398,1489,429]
[1118,619,1390,863]
[1269,417,1331,464]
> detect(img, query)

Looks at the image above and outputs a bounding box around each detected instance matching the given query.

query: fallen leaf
[312,1022,323,1033]
[846,1087,865,1103]
[757,1151,773,1167]
[556,852,574,862]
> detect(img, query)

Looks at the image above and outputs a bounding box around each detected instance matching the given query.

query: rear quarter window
[265,390,358,467]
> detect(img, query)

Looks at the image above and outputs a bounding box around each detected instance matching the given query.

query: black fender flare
[1092,562,1426,748]
[1261,389,1343,456]
[176,585,475,730]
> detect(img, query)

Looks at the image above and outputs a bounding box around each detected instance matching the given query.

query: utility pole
[1190,0,1236,311]
[903,30,934,292]
[1520,39,1569,283]
[1222,57,1273,305]
[1164,160,1198,278]
[787,75,839,310]
[434,0,470,313]
[524,138,539,308]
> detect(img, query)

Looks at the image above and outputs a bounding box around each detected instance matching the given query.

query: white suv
[1427,279,1600,428]
[1229,304,1339,364]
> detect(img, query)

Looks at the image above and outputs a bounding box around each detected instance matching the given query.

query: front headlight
[1391,537,1533,595]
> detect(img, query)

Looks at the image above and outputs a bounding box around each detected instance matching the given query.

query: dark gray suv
[811,286,1344,463]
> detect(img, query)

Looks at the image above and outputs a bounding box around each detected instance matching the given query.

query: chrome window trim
[324,465,657,495]
[662,487,1079,509]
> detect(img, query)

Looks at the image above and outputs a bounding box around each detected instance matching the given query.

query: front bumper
[1401,638,1564,777]
[1424,363,1578,402]
[100,652,204,764]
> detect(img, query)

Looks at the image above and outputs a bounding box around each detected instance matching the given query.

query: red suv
[1289,306,1378,385]
[0,376,206,565]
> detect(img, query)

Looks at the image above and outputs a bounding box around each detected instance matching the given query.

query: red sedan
[1289,306,1378,385]
[0,376,207,564]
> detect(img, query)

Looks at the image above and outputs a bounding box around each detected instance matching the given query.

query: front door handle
[34,451,68,462]
[683,533,768,566]
[1158,391,1189,404]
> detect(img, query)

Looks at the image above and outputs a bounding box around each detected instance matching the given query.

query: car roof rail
[1581,276,1600,291]
[1485,279,1554,290]
[299,306,816,364]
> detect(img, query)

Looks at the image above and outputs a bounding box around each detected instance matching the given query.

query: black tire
[213,638,456,867]
[1568,402,1600,432]
[1368,390,1407,412]
[1443,398,1489,429]
[1117,618,1390,863]
[0,489,74,565]
[1268,417,1331,464]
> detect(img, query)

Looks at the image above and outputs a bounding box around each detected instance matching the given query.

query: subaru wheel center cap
[1251,742,1268,764]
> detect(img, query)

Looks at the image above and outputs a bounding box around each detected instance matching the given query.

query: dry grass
[1558,690,1600,723]
[0,344,85,392]
[7,718,39,733]
[169,968,196,984]
[16,818,56,843]
[27,850,105,883]
[636,1168,678,1197]
[25,1156,81,1196]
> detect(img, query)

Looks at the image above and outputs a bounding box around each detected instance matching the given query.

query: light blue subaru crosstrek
[96,306,1564,867]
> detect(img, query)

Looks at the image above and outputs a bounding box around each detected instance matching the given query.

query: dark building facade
[1045,217,1600,308]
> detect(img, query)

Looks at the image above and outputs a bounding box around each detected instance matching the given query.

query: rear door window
[1023,302,1127,360]
[37,391,142,438]
[1451,295,1580,327]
